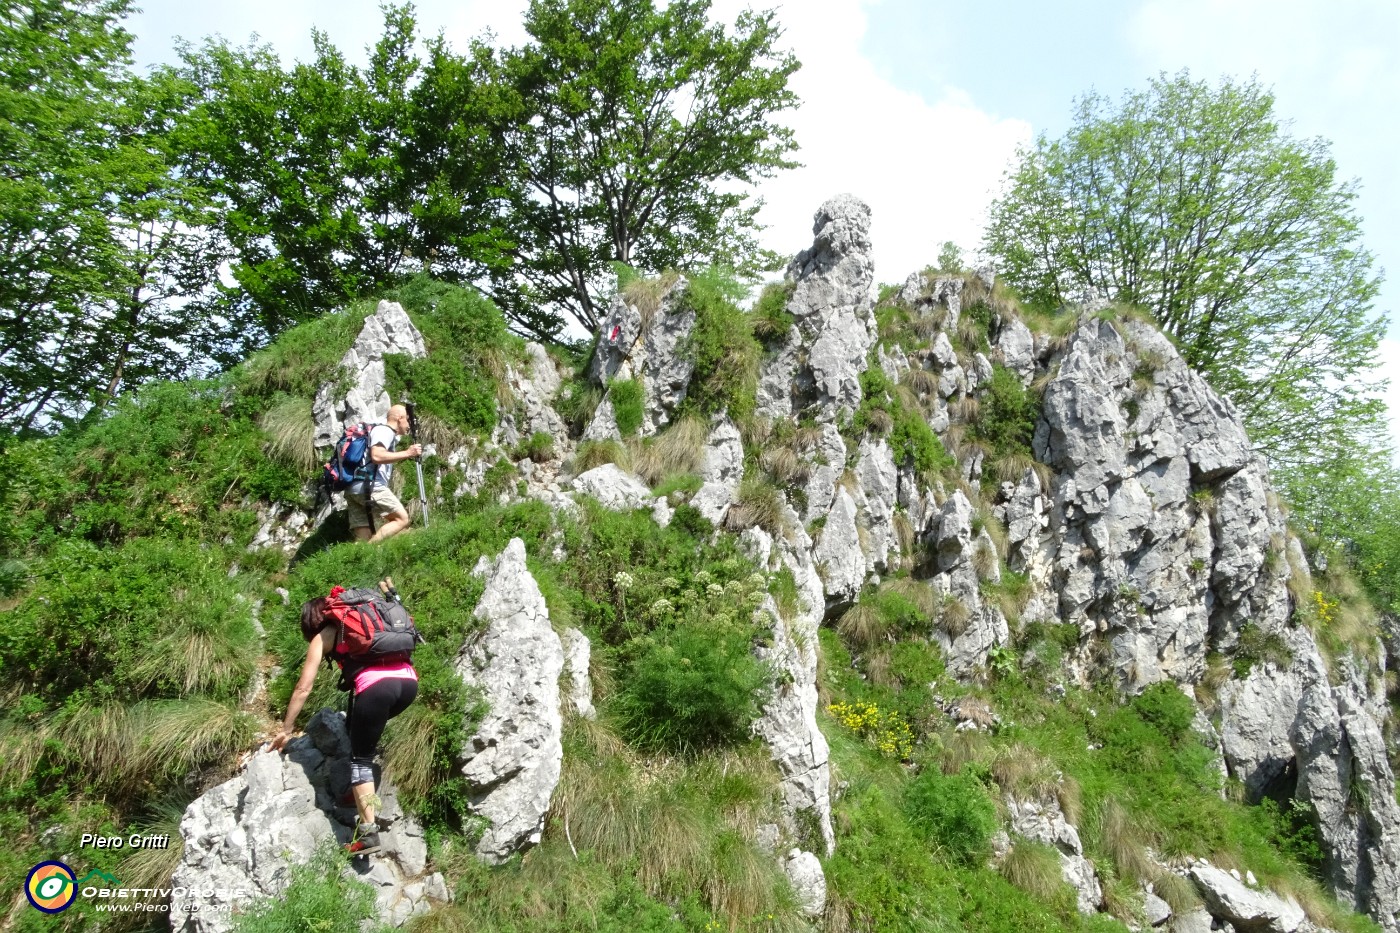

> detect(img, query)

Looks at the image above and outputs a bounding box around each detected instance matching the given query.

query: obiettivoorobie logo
[24,863,121,914]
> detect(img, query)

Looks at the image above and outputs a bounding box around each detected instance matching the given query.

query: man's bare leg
[368,510,410,542]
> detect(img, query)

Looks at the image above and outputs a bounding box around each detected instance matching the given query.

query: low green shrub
[750,280,795,347]
[609,377,645,436]
[972,365,1040,461]
[854,366,954,475]
[1,379,303,556]
[670,502,712,537]
[383,277,519,439]
[1130,681,1196,745]
[892,402,954,474]
[237,303,371,402]
[678,269,761,419]
[904,768,999,866]
[235,847,383,933]
[1234,622,1294,677]
[516,431,556,463]
[614,619,773,752]
[1,538,259,706]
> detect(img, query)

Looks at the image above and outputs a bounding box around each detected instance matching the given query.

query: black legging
[347,676,418,785]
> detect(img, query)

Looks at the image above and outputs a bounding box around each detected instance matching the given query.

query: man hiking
[346,404,421,543]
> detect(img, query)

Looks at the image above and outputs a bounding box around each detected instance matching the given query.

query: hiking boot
[344,823,381,857]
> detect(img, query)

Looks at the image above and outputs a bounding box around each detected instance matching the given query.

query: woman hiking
[271,580,419,856]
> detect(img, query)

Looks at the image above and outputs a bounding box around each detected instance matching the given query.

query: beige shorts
[346,484,407,530]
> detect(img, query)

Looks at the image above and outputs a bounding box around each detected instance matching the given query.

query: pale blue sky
[129,0,1400,453]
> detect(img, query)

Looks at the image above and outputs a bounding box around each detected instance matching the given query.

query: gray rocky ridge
[757,194,878,420]
[1005,795,1103,915]
[455,538,565,864]
[171,711,447,932]
[312,300,427,448]
[192,194,1399,932]
[583,274,695,439]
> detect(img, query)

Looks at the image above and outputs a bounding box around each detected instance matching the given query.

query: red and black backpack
[323,586,421,682]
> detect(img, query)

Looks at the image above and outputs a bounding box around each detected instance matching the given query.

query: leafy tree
[0,0,230,434]
[174,5,509,335]
[484,0,800,336]
[985,72,1387,470]
[1283,443,1400,614]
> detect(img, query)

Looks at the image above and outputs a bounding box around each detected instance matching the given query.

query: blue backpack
[323,422,378,491]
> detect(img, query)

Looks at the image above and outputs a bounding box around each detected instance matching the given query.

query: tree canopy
[172,5,511,337]
[0,0,800,434]
[485,0,800,335]
[985,72,1387,472]
[0,0,231,434]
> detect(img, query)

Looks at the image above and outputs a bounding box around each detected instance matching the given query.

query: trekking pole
[404,403,430,528]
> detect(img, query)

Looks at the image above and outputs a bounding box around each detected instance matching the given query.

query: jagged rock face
[1220,629,1332,802]
[571,463,656,512]
[996,317,1036,384]
[783,849,827,917]
[1188,861,1306,933]
[313,300,427,447]
[1027,318,1284,688]
[172,711,447,931]
[692,415,745,525]
[1005,796,1103,915]
[560,627,596,721]
[495,342,568,449]
[799,423,846,524]
[814,487,864,603]
[247,499,330,555]
[757,194,877,420]
[1005,312,1400,928]
[1294,676,1400,928]
[898,271,966,329]
[455,538,564,865]
[751,512,836,857]
[928,490,1010,675]
[584,276,695,438]
[855,438,898,574]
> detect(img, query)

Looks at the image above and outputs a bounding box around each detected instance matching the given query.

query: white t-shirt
[366,423,398,486]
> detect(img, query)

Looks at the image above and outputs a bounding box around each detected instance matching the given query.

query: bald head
[386,404,410,435]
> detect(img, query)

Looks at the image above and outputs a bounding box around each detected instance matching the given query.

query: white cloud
[714,0,1030,285]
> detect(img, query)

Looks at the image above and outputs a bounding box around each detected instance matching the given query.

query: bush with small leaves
[905,768,999,866]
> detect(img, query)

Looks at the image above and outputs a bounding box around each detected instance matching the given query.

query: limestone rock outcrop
[1005,795,1103,915]
[757,195,877,420]
[783,849,827,918]
[313,300,427,447]
[561,627,596,720]
[1027,318,1282,688]
[570,463,656,512]
[494,342,568,450]
[583,275,695,439]
[455,538,564,864]
[172,711,447,932]
[692,414,745,525]
[1188,861,1306,933]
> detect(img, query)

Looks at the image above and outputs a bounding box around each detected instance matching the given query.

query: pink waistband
[353,660,418,695]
